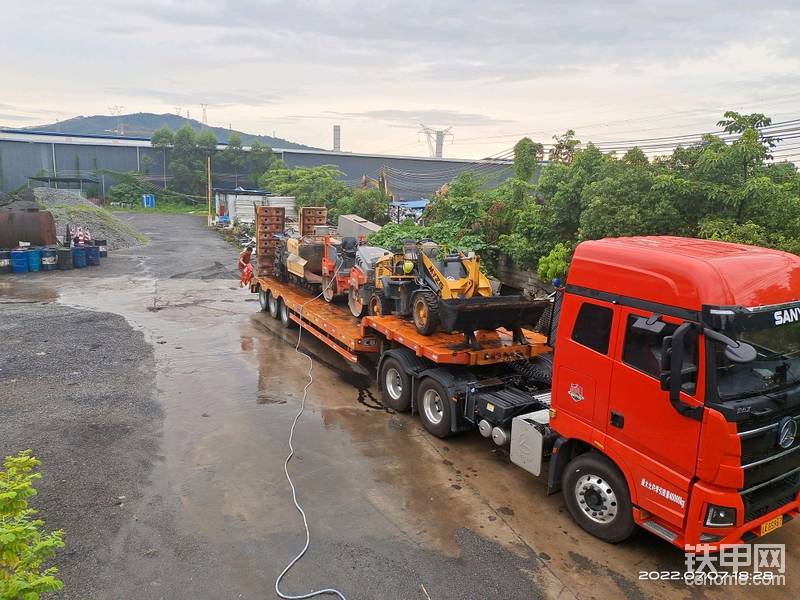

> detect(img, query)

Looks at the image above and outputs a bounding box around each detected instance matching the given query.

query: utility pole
[418,125,453,158]
[207,156,212,226]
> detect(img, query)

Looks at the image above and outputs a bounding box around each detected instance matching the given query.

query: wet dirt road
[1,213,796,600]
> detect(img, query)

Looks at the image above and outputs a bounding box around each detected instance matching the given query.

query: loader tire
[368,291,391,317]
[412,292,440,336]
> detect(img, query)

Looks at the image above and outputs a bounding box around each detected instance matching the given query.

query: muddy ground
[0,213,796,600]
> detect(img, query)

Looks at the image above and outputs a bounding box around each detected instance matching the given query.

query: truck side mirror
[659,322,702,421]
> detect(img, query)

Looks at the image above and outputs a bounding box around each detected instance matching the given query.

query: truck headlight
[705,504,736,527]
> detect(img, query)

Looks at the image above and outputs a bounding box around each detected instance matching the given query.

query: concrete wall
[496,254,549,294]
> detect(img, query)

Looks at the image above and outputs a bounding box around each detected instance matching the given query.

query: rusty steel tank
[0,192,58,248]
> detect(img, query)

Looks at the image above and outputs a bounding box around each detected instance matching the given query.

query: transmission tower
[174,106,183,117]
[108,105,125,135]
[418,124,453,158]
[200,103,208,125]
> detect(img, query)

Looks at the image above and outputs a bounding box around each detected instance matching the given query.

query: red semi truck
[252,234,800,549]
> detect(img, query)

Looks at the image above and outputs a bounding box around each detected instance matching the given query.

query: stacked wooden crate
[299,207,328,237]
[256,205,285,277]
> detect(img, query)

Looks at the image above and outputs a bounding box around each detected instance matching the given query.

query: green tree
[248,141,275,187]
[548,129,581,164]
[259,165,348,209]
[220,134,247,187]
[331,188,390,225]
[0,451,65,599]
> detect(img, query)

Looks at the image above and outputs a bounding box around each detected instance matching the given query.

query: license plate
[760,515,783,536]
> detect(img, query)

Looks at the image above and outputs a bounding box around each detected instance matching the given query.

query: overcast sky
[2,1,799,158]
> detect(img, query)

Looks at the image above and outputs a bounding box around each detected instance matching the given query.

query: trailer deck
[253,276,550,365]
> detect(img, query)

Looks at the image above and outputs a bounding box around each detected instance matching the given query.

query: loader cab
[550,236,800,545]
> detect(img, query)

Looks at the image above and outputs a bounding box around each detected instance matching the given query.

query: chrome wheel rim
[385,367,403,400]
[422,388,444,425]
[575,474,618,524]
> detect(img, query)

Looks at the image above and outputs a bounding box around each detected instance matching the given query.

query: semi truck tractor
[251,229,800,549]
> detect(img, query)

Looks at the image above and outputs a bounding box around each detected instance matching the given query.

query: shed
[213,187,296,223]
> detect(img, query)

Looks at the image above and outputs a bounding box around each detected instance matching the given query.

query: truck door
[607,309,703,523]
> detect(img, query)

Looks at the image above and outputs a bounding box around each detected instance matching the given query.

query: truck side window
[571,302,613,354]
[622,315,697,393]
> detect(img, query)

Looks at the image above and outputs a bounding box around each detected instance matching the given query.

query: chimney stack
[333,125,341,152]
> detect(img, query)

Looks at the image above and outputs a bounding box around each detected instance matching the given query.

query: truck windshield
[716,321,800,400]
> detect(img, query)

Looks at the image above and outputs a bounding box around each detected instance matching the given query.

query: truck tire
[368,291,391,317]
[279,299,297,329]
[412,292,440,336]
[416,377,452,438]
[562,453,635,543]
[268,291,280,319]
[258,288,269,312]
[379,357,412,411]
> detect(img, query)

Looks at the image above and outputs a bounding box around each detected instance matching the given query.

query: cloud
[336,109,512,128]
[105,87,280,107]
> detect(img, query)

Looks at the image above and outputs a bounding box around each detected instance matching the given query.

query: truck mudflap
[438,296,550,338]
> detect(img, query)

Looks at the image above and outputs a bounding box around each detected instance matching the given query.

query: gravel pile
[31,188,147,250]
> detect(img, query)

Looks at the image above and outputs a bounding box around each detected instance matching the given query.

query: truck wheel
[379,357,411,411]
[412,292,440,335]
[368,291,391,317]
[562,453,635,543]
[268,292,280,319]
[279,299,297,329]
[416,378,452,438]
[258,288,269,312]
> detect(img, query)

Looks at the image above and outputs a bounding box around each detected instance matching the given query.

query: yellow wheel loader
[367,240,549,345]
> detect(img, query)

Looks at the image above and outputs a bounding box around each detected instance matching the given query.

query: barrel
[57,248,73,270]
[72,247,87,268]
[0,250,11,274]
[85,245,100,266]
[27,248,42,272]
[93,239,108,257]
[40,247,58,271]
[11,250,28,273]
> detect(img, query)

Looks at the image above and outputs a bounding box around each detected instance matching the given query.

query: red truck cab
[550,236,800,548]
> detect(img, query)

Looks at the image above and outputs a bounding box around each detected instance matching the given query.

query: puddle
[0,280,60,303]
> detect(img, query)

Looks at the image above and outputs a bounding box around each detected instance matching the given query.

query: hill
[25,112,316,150]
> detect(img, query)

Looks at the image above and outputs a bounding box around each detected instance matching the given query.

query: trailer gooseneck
[252,207,800,550]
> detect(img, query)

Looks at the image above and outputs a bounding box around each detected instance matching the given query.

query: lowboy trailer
[252,223,800,550]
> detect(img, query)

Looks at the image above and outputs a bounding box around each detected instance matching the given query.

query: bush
[0,451,65,600]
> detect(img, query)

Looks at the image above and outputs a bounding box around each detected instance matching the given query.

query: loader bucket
[438,295,550,334]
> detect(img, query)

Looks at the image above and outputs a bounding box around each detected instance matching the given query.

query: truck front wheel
[562,453,635,543]
[416,378,452,438]
[379,357,411,412]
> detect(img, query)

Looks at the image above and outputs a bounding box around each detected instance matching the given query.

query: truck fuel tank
[509,410,553,477]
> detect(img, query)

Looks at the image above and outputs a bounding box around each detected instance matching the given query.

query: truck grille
[739,412,800,520]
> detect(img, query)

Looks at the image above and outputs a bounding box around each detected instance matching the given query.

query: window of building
[571,302,614,354]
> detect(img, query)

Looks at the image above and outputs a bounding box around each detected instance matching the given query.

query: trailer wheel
[416,378,452,438]
[368,291,391,317]
[379,357,411,411]
[258,288,269,312]
[279,299,297,329]
[562,453,635,543]
[412,292,440,336]
[268,292,280,319]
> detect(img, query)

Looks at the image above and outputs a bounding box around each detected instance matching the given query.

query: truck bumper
[681,482,800,550]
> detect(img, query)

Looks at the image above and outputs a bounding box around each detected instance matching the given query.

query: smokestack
[333,125,341,152]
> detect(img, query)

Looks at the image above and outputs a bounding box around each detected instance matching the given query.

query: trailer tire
[268,292,280,319]
[279,299,297,329]
[562,453,635,543]
[258,288,269,312]
[416,377,452,438]
[412,292,440,336]
[379,357,412,411]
